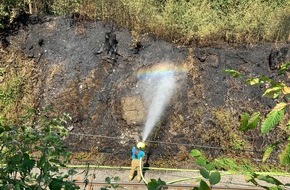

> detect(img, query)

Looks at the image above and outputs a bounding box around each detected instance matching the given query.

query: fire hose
[140,157,148,184]
[139,157,197,185]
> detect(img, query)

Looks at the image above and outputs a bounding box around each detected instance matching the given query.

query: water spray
[137,63,179,142]
[142,75,175,141]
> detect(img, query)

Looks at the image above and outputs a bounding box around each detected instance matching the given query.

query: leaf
[190,149,202,158]
[105,177,111,184]
[68,168,78,175]
[247,78,260,85]
[244,174,253,182]
[200,168,210,179]
[278,62,290,75]
[0,126,4,134]
[257,175,283,185]
[49,178,63,190]
[262,86,282,98]
[262,143,278,162]
[258,76,272,83]
[239,112,260,131]
[22,153,35,171]
[111,184,120,189]
[239,113,249,131]
[282,87,290,95]
[224,69,244,78]
[157,178,166,185]
[205,163,215,171]
[147,178,166,190]
[248,112,260,126]
[286,120,290,130]
[245,76,271,85]
[196,157,207,166]
[10,153,22,164]
[261,109,284,134]
[113,176,120,181]
[209,171,221,185]
[244,174,259,186]
[147,179,158,190]
[214,158,240,172]
[200,180,211,190]
[146,182,157,190]
[272,102,287,111]
[279,143,290,165]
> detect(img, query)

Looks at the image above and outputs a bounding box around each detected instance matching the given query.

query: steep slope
[2,15,290,168]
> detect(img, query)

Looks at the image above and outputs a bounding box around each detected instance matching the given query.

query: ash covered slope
[7,16,290,167]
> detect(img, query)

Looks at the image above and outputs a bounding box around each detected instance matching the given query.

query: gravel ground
[61,166,290,190]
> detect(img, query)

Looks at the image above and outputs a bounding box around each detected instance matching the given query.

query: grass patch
[0,51,38,124]
[211,108,250,151]
[50,0,290,44]
[1,0,289,44]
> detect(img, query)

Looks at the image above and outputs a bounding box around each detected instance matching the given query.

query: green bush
[0,107,79,190]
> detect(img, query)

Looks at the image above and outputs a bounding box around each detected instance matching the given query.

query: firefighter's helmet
[137,142,146,149]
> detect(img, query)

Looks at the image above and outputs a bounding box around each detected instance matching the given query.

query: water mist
[140,68,176,142]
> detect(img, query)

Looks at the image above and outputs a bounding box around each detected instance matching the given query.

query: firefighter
[129,141,146,182]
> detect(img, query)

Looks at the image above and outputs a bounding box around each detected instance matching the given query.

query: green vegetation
[1,0,290,44]
[190,149,221,189]
[0,68,23,119]
[190,149,290,189]
[147,178,167,190]
[0,107,79,189]
[0,51,37,124]
[101,177,123,190]
[211,108,248,150]
[0,50,80,189]
[226,62,290,166]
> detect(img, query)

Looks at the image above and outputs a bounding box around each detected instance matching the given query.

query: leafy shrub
[226,62,290,165]
[190,149,221,189]
[0,107,79,190]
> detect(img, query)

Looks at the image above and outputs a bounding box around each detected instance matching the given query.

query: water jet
[137,63,185,142]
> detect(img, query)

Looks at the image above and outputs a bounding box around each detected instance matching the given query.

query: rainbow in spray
[137,63,188,80]
[137,62,187,141]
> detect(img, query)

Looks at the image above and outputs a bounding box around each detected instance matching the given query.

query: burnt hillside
[1,15,290,168]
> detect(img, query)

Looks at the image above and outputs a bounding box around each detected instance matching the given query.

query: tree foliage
[0,107,79,190]
[189,149,290,189]
[226,62,290,165]
[261,108,285,134]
